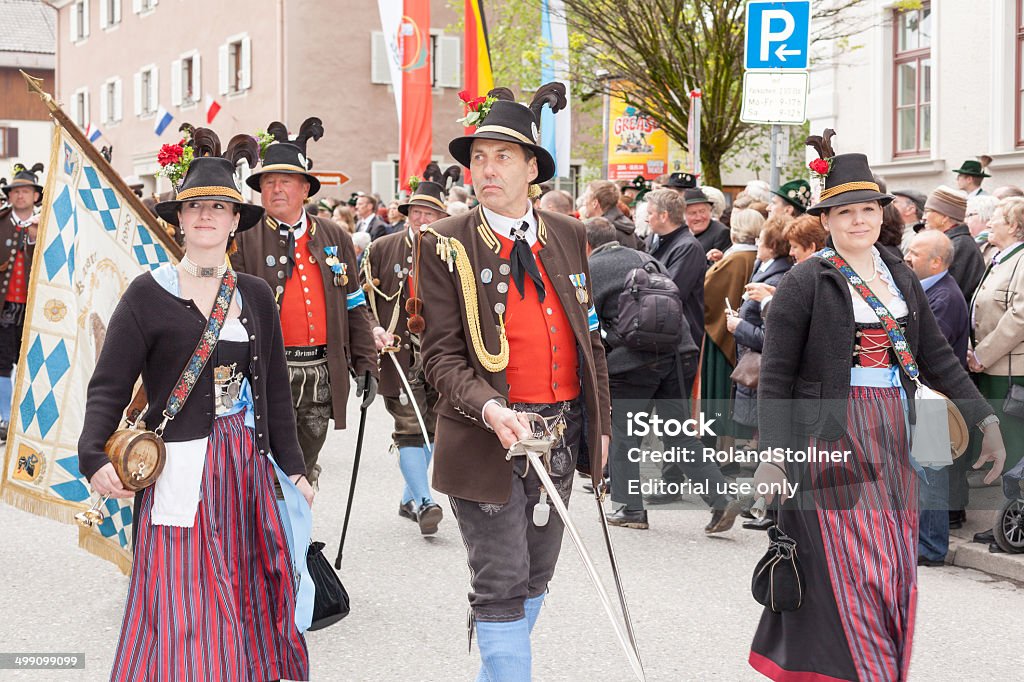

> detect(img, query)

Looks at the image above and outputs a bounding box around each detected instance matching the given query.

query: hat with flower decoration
[154,126,265,231]
[448,83,567,185]
[805,128,893,216]
[247,117,324,195]
[772,179,812,213]
[400,162,460,217]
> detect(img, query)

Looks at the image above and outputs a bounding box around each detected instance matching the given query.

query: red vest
[280,231,328,347]
[6,252,27,304]
[496,234,579,403]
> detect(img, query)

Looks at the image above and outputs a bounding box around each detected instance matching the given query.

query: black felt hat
[683,188,712,206]
[449,83,567,185]
[2,163,44,198]
[805,129,893,216]
[400,163,460,216]
[664,172,697,190]
[247,118,324,196]
[156,156,264,231]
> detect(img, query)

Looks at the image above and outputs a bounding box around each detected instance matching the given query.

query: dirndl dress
[750,322,920,681]
[110,335,309,681]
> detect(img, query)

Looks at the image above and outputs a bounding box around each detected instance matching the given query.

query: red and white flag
[204,94,221,124]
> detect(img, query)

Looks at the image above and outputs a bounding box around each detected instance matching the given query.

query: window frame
[891,2,932,158]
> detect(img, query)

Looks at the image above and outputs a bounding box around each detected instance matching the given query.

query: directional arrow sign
[745,0,811,70]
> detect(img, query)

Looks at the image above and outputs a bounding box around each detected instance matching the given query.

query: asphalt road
[1,398,1021,681]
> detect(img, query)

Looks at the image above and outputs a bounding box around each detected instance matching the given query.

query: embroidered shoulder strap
[818,247,920,381]
[156,269,238,434]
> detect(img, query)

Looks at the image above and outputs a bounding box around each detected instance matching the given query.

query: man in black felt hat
[361,168,455,536]
[417,84,610,679]
[953,158,991,197]
[663,171,698,193]
[680,187,732,261]
[230,119,378,487]
[0,163,45,439]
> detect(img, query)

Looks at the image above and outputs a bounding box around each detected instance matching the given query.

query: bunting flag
[204,94,222,124]
[1,75,180,574]
[153,105,173,136]
[540,0,571,178]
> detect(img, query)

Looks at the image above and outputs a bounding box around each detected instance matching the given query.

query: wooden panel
[0,68,56,121]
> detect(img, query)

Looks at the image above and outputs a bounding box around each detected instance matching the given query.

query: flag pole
[20,70,183,260]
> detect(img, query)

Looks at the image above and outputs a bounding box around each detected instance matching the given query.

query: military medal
[571,273,588,304]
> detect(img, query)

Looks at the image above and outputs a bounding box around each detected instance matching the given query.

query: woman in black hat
[78,132,311,682]
[748,130,1006,681]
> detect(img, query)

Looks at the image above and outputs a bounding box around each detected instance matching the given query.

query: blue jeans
[918,466,950,561]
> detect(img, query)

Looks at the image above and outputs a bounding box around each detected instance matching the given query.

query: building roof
[0,0,56,55]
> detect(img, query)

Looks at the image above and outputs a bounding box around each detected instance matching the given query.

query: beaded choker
[181,255,228,278]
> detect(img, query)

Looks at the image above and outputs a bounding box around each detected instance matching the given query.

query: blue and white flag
[540,0,571,178]
[84,123,102,143]
[0,114,178,574]
[154,105,174,136]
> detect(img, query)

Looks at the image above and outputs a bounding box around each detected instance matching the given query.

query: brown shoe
[705,499,742,534]
[417,502,443,535]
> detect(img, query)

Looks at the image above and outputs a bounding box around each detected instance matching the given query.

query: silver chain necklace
[181,255,228,278]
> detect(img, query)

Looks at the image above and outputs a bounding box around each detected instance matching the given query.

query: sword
[381,345,432,454]
[593,482,642,661]
[507,426,646,682]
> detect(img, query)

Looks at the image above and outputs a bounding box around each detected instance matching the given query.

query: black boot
[606,507,649,529]
[417,500,443,535]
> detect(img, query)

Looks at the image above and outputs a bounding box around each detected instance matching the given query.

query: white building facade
[808,0,1024,193]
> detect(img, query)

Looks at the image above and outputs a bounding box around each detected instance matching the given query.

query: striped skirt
[751,386,919,682]
[111,411,309,682]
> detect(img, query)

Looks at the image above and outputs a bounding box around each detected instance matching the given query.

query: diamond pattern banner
[1,122,179,574]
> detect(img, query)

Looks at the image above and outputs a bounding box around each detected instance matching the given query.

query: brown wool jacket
[230,213,378,428]
[419,206,612,504]
[704,249,757,365]
[362,227,422,398]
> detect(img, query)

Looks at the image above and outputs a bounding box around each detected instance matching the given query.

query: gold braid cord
[421,227,509,373]
[361,242,403,335]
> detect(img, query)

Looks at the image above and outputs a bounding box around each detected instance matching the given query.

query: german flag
[464,0,494,133]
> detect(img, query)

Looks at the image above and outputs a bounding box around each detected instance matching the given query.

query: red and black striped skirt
[751,386,919,682]
[111,410,309,681]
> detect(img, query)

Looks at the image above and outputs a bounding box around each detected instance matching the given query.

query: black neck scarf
[509,221,545,302]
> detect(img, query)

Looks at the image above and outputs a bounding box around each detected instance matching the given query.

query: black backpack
[615,260,683,353]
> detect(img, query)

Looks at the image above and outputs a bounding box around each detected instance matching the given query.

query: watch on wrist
[977,414,1000,431]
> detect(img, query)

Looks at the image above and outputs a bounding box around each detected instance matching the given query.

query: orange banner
[400,3,433,192]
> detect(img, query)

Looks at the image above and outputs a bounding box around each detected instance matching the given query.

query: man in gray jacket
[587,217,741,533]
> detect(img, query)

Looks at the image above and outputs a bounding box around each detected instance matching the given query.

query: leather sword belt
[285,344,328,363]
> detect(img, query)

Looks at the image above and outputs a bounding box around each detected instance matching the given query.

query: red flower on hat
[157,140,185,167]
[808,158,832,178]
[456,92,497,127]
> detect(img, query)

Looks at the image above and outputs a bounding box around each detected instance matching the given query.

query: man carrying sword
[418,84,613,680]
[362,166,458,535]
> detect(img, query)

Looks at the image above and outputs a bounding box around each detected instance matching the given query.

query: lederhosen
[363,229,437,448]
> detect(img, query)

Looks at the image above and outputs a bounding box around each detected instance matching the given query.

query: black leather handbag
[751,521,805,613]
[306,541,350,631]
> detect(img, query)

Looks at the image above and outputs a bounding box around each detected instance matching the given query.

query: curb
[947,535,1024,583]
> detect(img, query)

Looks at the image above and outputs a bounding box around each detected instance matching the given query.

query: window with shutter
[149,67,159,113]
[134,71,142,115]
[190,53,202,105]
[170,59,183,106]
[240,37,252,91]
[436,35,461,89]
[371,160,397,200]
[100,82,109,124]
[0,128,19,159]
[370,32,392,85]
[218,44,229,95]
[113,79,123,122]
[83,0,91,37]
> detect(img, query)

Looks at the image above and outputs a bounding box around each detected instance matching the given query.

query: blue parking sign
[745,1,811,70]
